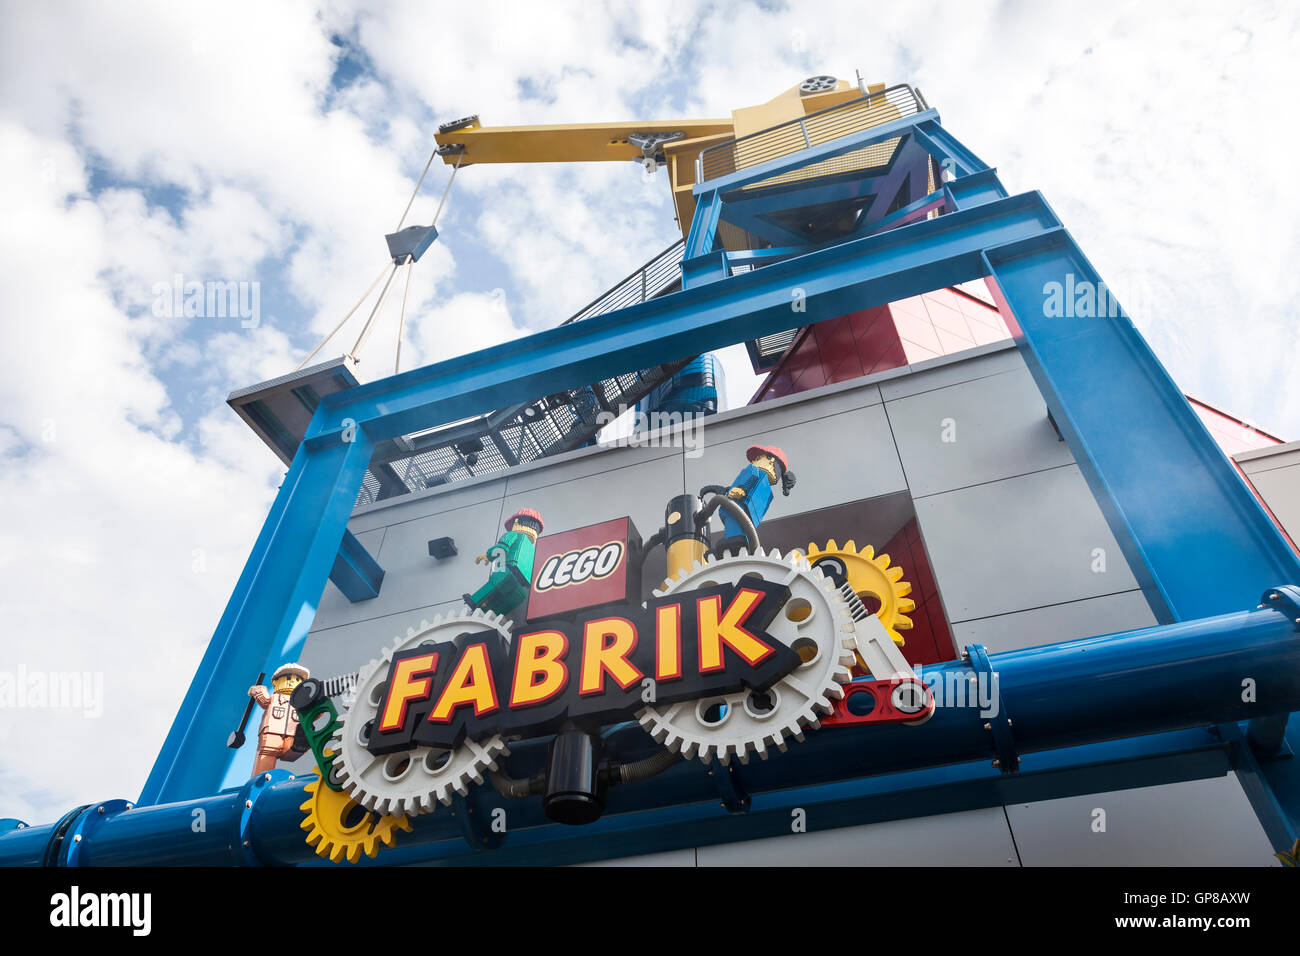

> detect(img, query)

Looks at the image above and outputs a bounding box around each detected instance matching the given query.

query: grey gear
[638,548,856,765]
[799,75,838,94]
[330,608,512,817]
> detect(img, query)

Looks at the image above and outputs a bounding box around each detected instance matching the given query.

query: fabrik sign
[526,517,641,621]
[368,578,801,752]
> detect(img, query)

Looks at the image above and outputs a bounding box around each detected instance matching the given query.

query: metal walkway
[358,238,690,504]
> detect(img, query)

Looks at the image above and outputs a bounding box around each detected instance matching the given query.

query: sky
[1,0,1298,824]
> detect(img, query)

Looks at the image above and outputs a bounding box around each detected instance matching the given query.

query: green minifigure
[463,508,545,615]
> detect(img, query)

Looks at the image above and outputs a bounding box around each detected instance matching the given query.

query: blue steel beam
[943,167,1009,210]
[718,176,882,248]
[683,188,723,259]
[718,136,934,244]
[139,428,376,806]
[328,529,384,602]
[911,117,991,177]
[859,189,947,237]
[982,228,1300,622]
[713,205,815,250]
[304,191,1060,445]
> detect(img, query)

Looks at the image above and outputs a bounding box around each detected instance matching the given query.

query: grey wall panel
[349,475,508,535]
[695,806,1018,866]
[914,464,1139,623]
[886,367,1074,498]
[1241,463,1300,545]
[313,497,506,632]
[1006,775,1278,866]
[371,497,508,619]
[301,598,466,681]
[878,342,1023,401]
[951,590,1157,655]
[1237,440,1300,476]
[693,380,884,448]
[504,440,682,497]
[501,452,686,548]
[685,404,908,519]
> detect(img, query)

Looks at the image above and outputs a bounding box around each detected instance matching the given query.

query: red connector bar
[821,678,935,727]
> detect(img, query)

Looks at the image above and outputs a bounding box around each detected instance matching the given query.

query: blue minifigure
[716,444,796,554]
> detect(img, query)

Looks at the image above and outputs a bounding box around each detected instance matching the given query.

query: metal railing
[696,84,926,184]
[355,238,690,506]
[562,237,685,324]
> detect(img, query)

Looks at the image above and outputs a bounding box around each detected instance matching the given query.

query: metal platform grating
[355,242,693,507]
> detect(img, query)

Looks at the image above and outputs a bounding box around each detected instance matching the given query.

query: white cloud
[0,121,283,821]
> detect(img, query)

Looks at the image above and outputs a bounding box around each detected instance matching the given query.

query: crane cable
[294,148,464,371]
[394,256,415,374]
[346,260,401,362]
[292,261,391,372]
[392,150,463,372]
[395,144,463,231]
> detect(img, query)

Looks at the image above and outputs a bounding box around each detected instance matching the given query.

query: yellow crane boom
[432,77,885,237]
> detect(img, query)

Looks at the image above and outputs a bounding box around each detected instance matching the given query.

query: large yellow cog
[802,539,916,649]
[298,768,413,864]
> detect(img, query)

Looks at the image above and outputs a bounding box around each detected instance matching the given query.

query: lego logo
[535,541,624,591]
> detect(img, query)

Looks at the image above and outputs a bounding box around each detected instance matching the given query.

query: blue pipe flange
[1260,586,1300,629]
[233,769,296,866]
[964,643,1019,773]
[41,804,92,866]
[708,758,751,813]
[0,818,28,837]
[60,799,132,866]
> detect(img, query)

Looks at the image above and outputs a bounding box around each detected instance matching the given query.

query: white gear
[331,607,513,816]
[638,548,856,765]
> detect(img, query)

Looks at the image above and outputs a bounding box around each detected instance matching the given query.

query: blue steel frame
[137,106,1300,854]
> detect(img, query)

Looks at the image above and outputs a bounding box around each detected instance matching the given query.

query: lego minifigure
[463,508,545,616]
[714,445,796,556]
[247,663,310,776]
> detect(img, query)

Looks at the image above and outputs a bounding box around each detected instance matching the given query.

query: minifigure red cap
[505,508,544,533]
[746,445,789,474]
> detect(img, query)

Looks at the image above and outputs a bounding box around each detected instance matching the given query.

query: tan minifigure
[248,663,309,776]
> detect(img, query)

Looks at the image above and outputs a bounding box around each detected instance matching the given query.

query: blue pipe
[5,594,1296,866]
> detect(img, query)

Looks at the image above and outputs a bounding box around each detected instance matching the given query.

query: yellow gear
[802,539,916,654]
[298,768,413,864]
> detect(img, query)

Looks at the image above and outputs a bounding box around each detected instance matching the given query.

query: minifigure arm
[501,532,534,566]
[728,464,764,499]
[249,686,271,709]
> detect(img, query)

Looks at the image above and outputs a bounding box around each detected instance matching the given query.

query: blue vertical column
[139,422,376,805]
[983,223,1300,852]
[681,189,728,289]
[982,224,1300,623]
